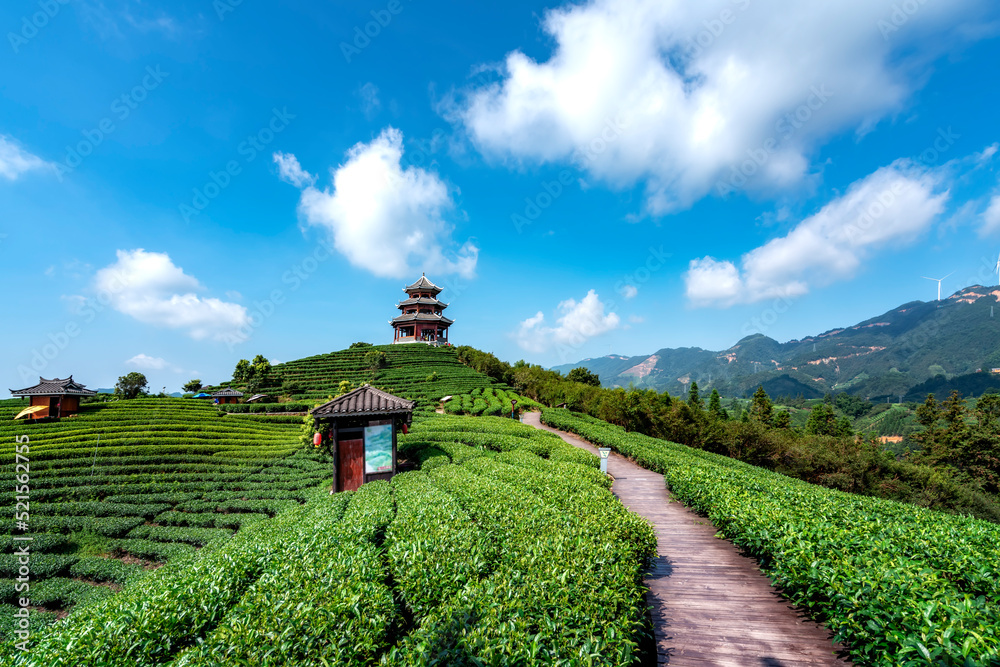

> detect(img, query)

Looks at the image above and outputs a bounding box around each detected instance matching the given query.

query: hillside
[254,344,497,412]
[0,397,327,632]
[555,285,1000,399]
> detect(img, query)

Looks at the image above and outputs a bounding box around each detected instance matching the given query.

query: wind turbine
[994,252,1000,286]
[922,272,954,301]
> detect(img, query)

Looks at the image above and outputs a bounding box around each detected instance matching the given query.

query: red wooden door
[338,439,364,492]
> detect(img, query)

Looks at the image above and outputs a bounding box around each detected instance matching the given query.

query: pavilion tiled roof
[397,297,448,309]
[403,273,442,294]
[211,388,244,397]
[391,312,454,325]
[10,376,97,397]
[312,384,415,419]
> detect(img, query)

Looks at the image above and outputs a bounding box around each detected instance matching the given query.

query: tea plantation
[541,408,1000,666]
[258,344,497,413]
[1,412,656,665]
[0,396,329,636]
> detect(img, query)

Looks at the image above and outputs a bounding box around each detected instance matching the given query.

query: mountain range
[553,285,1000,401]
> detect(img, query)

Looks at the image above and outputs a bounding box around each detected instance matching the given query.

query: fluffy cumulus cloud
[94,249,250,340]
[451,0,984,213]
[0,135,52,180]
[515,290,620,354]
[275,128,478,279]
[684,160,949,306]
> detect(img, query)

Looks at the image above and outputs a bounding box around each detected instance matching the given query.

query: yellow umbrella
[14,405,48,420]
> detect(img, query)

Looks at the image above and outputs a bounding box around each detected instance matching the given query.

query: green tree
[772,410,791,429]
[567,367,601,387]
[805,404,838,436]
[749,386,773,424]
[182,379,202,393]
[707,389,723,420]
[688,381,703,411]
[115,372,148,399]
[233,359,251,384]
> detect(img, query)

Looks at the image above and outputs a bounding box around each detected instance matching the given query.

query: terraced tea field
[1,412,656,665]
[258,344,498,412]
[443,386,542,417]
[541,408,1000,666]
[0,397,328,636]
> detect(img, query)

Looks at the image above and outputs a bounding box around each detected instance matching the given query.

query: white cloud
[982,195,1000,237]
[0,135,52,180]
[451,0,984,214]
[125,354,168,370]
[515,290,620,353]
[359,83,381,119]
[276,128,478,279]
[685,160,949,306]
[620,284,638,299]
[628,314,645,323]
[94,249,250,340]
[274,152,315,188]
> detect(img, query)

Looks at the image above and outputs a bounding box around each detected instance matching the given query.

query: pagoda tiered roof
[391,312,454,325]
[397,296,448,309]
[403,273,442,295]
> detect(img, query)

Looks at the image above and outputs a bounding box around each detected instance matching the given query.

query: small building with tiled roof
[211,388,244,405]
[391,273,453,345]
[311,384,415,492]
[9,376,97,419]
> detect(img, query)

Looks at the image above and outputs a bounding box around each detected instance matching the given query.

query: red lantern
[313,432,322,447]
[402,423,408,435]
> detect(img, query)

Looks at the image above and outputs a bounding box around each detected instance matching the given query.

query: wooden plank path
[523,413,850,666]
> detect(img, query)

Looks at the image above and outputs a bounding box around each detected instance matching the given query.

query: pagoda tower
[391,274,454,345]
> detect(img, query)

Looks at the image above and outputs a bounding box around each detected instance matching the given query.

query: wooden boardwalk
[523,413,850,666]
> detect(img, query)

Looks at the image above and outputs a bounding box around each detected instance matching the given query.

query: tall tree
[749,386,773,424]
[115,372,148,400]
[182,379,202,393]
[688,381,703,411]
[707,389,723,419]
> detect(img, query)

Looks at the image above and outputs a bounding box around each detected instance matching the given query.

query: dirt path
[523,412,850,666]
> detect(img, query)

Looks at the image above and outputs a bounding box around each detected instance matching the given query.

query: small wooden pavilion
[211,388,244,405]
[312,384,415,492]
[9,376,97,419]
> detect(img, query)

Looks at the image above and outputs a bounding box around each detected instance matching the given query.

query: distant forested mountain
[554,285,1000,399]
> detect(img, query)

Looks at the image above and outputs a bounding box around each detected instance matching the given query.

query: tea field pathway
[523,412,850,666]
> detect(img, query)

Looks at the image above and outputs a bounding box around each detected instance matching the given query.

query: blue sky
[2,0,999,393]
